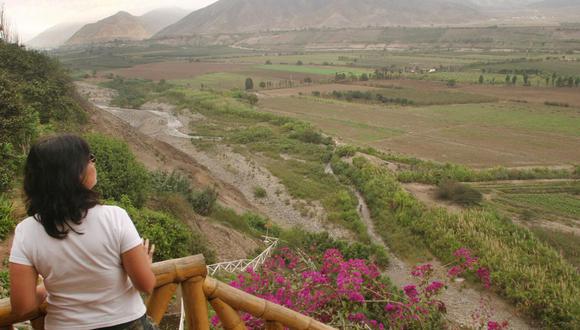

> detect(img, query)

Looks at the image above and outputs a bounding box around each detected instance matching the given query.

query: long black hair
[24,134,99,239]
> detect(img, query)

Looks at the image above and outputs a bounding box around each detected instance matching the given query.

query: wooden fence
[0,255,336,330]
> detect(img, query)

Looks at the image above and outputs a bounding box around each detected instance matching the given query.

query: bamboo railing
[0,255,336,330]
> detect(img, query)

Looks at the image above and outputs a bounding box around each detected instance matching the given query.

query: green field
[255,64,372,76]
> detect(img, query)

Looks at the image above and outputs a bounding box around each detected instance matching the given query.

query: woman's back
[10,205,146,329]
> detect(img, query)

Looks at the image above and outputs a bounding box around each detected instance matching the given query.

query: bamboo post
[203,277,335,330]
[208,297,247,330]
[146,283,178,324]
[181,276,209,330]
[265,320,284,330]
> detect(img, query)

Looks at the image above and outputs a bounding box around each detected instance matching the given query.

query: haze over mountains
[155,0,484,37]
[27,0,580,48]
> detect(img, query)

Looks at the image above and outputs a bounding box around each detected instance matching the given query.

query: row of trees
[477,73,580,87]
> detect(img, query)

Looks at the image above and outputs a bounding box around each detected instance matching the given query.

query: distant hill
[65,7,189,46]
[155,0,485,38]
[139,7,189,34]
[26,23,85,49]
[66,11,150,46]
[531,0,580,8]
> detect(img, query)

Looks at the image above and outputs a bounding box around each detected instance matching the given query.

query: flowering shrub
[212,247,505,329]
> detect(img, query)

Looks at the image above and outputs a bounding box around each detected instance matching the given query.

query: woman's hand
[142,238,155,265]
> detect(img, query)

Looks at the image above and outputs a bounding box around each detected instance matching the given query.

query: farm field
[258,93,580,167]
[469,180,580,268]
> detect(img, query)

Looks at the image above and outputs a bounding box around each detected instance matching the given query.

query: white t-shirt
[9,205,146,330]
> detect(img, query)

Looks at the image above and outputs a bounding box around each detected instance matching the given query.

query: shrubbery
[0,195,15,241]
[85,134,151,207]
[437,180,483,206]
[335,157,580,328]
[118,196,215,263]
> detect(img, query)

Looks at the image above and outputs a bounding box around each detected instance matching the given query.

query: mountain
[140,7,189,34]
[468,0,536,7]
[155,0,485,38]
[65,7,188,46]
[531,0,580,8]
[26,23,85,49]
[66,11,150,46]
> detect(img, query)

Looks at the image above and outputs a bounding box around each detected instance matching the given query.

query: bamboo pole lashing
[146,283,178,324]
[208,297,247,330]
[181,276,210,330]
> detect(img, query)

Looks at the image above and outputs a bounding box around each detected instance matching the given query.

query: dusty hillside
[66,11,150,46]
[155,0,484,38]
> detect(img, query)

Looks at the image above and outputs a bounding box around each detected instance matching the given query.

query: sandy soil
[402,183,464,214]
[78,82,352,241]
[196,218,260,262]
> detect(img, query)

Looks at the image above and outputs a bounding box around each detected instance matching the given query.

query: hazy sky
[2,0,219,41]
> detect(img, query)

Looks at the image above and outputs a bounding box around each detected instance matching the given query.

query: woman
[9,134,157,329]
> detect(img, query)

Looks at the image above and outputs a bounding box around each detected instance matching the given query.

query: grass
[335,156,580,328]
[318,86,496,106]
[530,227,580,270]
[255,64,372,76]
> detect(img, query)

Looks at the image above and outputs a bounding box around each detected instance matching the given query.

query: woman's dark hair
[24,134,99,239]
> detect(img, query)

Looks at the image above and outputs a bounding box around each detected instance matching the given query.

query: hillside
[66,11,150,46]
[139,7,189,35]
[26,22,85,49]
[155,0,484,38]
[65,8,188,46]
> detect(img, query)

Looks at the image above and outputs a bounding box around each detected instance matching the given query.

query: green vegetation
[118,196,215,264]
[256,64,371,76]
[0,195,14,241]
[436,180,483,206]
[209,206,281,238]
[530,227,580,270]
[0,40,86,192]
[101,78,172,109]
[280,229,388,267]
[253,186,267,198]
[333,157,580,328]
[85,134,151,207]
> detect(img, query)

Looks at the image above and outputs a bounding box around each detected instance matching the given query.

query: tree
[360,73,369,81]
[265,60,272,65]
[446,79,457,87]
[575,77,580,87]
[523,73,529,86]
[259,81,266,88]
[303,77,312,83]
[478,75,484,84]
[511,75,517,85]
[545,76,550,87]
[245,77,254,90]
[296,60,303,66]
[505,75,511,85]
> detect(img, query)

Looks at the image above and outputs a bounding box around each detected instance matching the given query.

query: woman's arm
[121,239,155,295]
[9,263,46,318]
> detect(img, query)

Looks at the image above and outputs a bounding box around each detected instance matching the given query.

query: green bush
[280,229,388,267]
[436,180,483,206]
[253,186,267,198]
[0,195,15,241]
[151,170,192,195]
[85,134,151,207]
[189,187,218,216]
[119,196,214,263]
[231,127,274,144]
[339,157,580,328]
